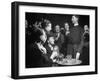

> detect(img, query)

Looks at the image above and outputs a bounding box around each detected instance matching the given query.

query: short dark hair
[73,15,79,19]
[55,25,60,28]
[64,22,69,25]
[41,19,51,29]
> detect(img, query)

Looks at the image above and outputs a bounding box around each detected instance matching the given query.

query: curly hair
[41,19,51,29]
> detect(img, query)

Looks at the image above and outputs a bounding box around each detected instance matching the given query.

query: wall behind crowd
[26,12,89,29]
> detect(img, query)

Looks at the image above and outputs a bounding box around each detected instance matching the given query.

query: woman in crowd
[44,36,59,63]
[64,22,70,36]
[41,19,54,38]
[61,22,70,57]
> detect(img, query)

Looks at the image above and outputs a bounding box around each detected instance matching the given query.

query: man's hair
[64,22,69,25]
[73,15,80,19]
[55,25,60,27]
[55,25,60,29]
[41,19,51,29]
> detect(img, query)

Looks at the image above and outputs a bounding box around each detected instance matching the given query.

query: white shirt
[74,23,79,26]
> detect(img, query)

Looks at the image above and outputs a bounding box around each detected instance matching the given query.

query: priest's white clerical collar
[74,23,79,26]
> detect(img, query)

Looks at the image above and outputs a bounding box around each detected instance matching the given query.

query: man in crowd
[54,25,64,53]
[67,15,84,60]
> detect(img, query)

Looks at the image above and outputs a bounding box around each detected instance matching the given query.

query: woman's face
[45,23,52,32]
[49,37,55,45]
[40,31,47,43]
[64,23,69,30]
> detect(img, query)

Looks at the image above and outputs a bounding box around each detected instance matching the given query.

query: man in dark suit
[67,15,84,59]
[54,25,64,53]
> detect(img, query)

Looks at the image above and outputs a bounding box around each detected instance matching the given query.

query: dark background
[26,12,89,29]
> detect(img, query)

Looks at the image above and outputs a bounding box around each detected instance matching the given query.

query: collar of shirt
[74,23,79,26]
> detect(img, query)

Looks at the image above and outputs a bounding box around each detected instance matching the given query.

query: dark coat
[65,25,84,57]
[68,25,83,44]
[26,43,52,68]
[54,33,64,51]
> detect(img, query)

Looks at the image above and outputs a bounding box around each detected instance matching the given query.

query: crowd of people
[26,15,89,68]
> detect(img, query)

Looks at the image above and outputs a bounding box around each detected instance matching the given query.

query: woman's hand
[41,46,47,54]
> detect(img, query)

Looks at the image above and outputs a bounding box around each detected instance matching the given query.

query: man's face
[84,25,89,31]
[64,23,69,30]
[45,23,52,32]
[48,37,55,45]
[55,25,60,33]
[71,16,78,24]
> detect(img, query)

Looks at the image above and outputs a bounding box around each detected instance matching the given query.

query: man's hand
[76,52,80,60]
